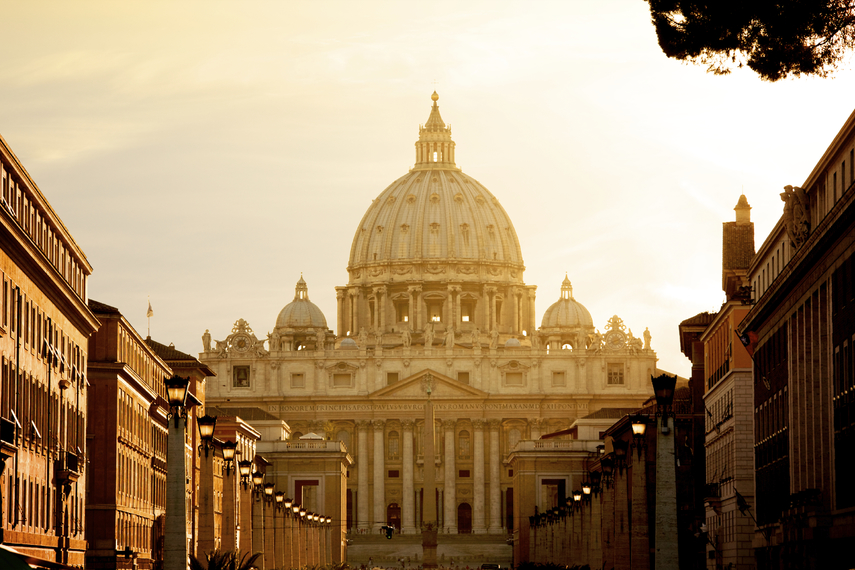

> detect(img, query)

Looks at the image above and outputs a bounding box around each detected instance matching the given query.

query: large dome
[275,276,328,329]
[541,276,594,331]
[347,92,524,285]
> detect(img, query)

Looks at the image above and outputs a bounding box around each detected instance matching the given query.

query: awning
[0,545,77,570]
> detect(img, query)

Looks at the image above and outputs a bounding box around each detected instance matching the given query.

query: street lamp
[572,490,582,511]
[197,414,217,457]
[165,376,190,427]
[275,491,285,510]
[222,441,237,475]
[238,460,253,490]
[601,455,615,489]
[263,482,275,504]
[582,481,592,503]
[252,469,265,501]
[630,415,648,459]
[651,373,677,432]
[651,372,679,568]
[589,471,602,496]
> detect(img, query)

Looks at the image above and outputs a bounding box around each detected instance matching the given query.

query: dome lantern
[414,92,457,170]
[276,276,328,330]
[561,274,573,300]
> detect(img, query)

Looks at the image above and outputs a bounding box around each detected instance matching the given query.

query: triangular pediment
[371,368,488,399]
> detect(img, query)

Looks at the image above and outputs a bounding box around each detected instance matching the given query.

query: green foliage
[189,550,263,570]
[645,0,855,80]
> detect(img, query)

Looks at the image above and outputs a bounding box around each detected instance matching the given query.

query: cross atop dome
[414,91,457,170]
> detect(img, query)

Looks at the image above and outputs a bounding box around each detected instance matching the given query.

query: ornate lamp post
[651,373,678,570]
[220,440,239,552]
[251,467,266,564]
[222,441,237,475]
[197,415,217,457]
[164,376,191,570]
[630,415,648,459]
[292,504,303,570]
[238,460,253,489]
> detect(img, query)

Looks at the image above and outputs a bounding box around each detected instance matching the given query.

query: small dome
[505,338,521,347]
[276,276,328,329]
[540,276,594,331]
[339,338,358,350]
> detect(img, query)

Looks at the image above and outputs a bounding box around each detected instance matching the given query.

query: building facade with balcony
[0,133,100,566]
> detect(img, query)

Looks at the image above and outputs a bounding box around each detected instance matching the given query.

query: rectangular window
[552,371,566,387]
[333,373,352,387]
[457,372,470,385]
[607,363,624,385]
[386,372,399,386]
[233,366,250,388]
[505,372,523,386]
[290,373,305,388]
[388,470,400,478]
[834,172,838,201]
[459,470,471,478]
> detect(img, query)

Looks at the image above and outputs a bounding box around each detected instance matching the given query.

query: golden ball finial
[431,91,439,102]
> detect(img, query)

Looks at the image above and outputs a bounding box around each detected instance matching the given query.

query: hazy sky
[2,1,854,376]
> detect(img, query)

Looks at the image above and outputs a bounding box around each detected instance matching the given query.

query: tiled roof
[88,299,120,314]
[145,337,198,362]
[207,406,280,421]
[680,312,715,326]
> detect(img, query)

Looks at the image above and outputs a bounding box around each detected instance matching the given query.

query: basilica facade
[201,93,655,563]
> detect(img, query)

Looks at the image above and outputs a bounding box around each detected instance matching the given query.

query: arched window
[508,428,521,453]
[458,430,470,459]
[337,429,351,453]
[388,430,400,459]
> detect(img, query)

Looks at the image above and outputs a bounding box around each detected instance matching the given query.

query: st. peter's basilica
[201,92,656,562]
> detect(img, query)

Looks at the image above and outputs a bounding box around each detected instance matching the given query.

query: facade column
[528,288,536,333]
[488,419,502,532]
[407,290,414,331]
[336,289,345,337]
[489,288,497,331]
[654,415,679,570]
[402,420,416,534]
[282,511,293,570]
[442,419,457,533]
[513,290,520,333]
[239,483,253,555]
[356,421,370,530]
[454,286,461,327]
[264,500,275,570]
[252,490,265,570]
[197,450,215,556]
[350,290,359,335]
[165,416,188,570]
[222,469,237,552]
[630,452,650,570]
[379,286,387,332]
[472,419,487,533]
[409,287,421,331]
[373,419,387,531]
